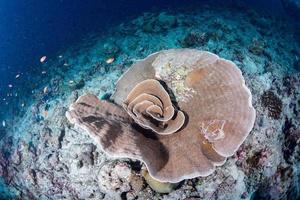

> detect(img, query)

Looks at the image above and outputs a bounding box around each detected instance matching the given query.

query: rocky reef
[0,4,299,200]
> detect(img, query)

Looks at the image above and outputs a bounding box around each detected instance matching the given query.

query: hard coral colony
[66,49,256,183]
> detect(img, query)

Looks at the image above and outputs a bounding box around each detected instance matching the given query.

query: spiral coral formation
[66,49,256,183]
[123,79,185,135]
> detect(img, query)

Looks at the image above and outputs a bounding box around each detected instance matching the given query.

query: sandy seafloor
[0,4,300,200]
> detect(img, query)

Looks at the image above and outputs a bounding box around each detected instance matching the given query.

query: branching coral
[66,49,255,183]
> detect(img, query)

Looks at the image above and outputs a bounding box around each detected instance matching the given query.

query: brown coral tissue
[66,49,256,183]
[261,90,282,119]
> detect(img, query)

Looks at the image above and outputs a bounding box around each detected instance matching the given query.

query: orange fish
[43,86,48,94]
[43,110,48,118]
[106,57,114,64]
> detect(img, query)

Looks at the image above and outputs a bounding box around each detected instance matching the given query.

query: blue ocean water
[0,0,295,85]
[0,0,298,118]
[0,0,299,199]
[0,0,210,87]
[0,0,168,96]
[0,0,209,119]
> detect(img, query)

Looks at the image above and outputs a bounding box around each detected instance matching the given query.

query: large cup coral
[66,49,255,183]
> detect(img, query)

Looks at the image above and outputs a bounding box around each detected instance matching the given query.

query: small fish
[43,86,48,94]
[40,56,47,63]
[106,57,114,64]
[2,120,5,127]
[59,55,63,58]
[69,80,74,84]
[8,84,13,88]
[21,103,25,107]
[15,74,20,79]
[63,63,68,66]
[43,110,48,118]
[41,71,47,74]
